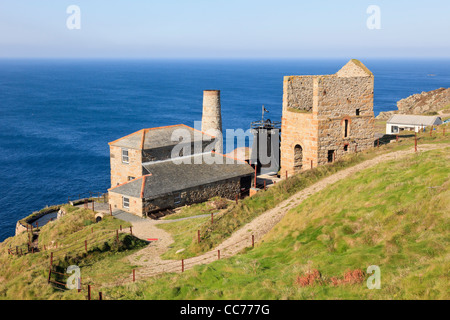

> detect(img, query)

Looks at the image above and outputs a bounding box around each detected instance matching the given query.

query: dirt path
[126,143,450,279]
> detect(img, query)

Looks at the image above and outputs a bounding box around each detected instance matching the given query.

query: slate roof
[387,115,443,126]
[108,152,254,199]
[108,124,215,150]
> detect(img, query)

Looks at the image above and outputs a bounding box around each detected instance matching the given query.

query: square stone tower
[280,59,375,175]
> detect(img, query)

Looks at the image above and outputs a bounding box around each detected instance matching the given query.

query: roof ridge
[180,124,216,138]
[108,129,145,146]
[108,174,152,192]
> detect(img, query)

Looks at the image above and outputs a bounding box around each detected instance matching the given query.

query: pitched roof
[336,59,373,77]
[108,124,215,150]
[387,114,443,126]
[108,152,254,199]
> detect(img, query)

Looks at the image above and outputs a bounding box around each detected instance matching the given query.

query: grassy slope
[105,145,449,300]
[0,205,146,300]
[1,126,448,300]
[170,128,447,259]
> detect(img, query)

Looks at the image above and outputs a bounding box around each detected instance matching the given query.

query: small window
[123,197,130,209]
[127,176,135,181]
[174,192,182,205]
[344,119,349,138]
[327,150,335,163]
[343,144,349,152]
[122,148,129,164]
[356,109,360,116]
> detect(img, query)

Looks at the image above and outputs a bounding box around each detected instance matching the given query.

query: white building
[386,114,443,134]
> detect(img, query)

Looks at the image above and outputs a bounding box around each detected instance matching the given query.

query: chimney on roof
[201,90,223,154]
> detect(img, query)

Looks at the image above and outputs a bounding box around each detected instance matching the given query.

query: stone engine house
[280,59,375,175]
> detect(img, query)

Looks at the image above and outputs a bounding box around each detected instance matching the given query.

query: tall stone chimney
[201,90,223,154]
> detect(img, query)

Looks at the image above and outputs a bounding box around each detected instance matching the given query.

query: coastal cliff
[377,87,450,120]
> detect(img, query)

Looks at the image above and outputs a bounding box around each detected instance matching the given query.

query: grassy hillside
[104,146,449,300]
[0,205,146,300]
[0,125,448,300]
[166,125,449,260]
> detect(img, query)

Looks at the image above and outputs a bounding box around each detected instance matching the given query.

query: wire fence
[45,229,258,300]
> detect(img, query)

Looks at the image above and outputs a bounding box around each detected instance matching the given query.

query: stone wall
[280,109,318,175]
[317,115,374,165]
[143,177,242,216]
[108,191,143,217]
[317,76,374,118]
[110,146,143,187]
[284,76,315,112]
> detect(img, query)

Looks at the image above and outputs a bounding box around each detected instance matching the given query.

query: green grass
[104,147,450,300]
[161,197,229,221]
[0,205,146,300]
[158,217,211,260]
[1,123,449,300]
[155,124,449,262]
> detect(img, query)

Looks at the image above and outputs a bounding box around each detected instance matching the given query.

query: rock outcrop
[397,87,450,114]
[377,88,450,120]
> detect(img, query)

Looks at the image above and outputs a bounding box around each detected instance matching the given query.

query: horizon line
[1,56,450,60]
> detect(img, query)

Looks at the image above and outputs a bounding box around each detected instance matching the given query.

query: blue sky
[0,0,449,58]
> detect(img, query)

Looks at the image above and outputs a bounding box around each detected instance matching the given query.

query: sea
[1,58,449,241]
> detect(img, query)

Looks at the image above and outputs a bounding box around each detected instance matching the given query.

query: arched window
[294,144,303,171]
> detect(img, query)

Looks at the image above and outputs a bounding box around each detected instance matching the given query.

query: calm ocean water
[1,58,449,241]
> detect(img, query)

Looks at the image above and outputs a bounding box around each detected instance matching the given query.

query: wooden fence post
[415,132,418,152]
[48,268,52,283]
[197,230,201,244]
[252,235,255,248]
[116,230,119,243]
[99,292,102,301]
[211,213,214,225]
[133,269,136,282]
[218,250,220,260]
[130,226,133,236]
[109,204,112,216]
[50,252,53,267]
[87,285,91,300]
